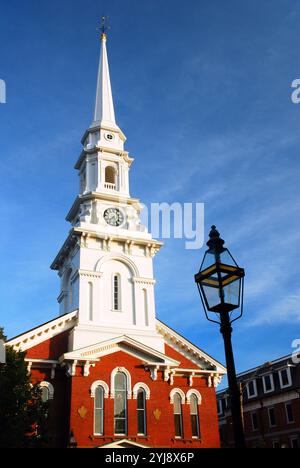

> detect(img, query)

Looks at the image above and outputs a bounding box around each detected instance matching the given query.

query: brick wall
[26,334,220,448]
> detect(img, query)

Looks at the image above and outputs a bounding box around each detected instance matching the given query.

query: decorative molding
[164,367,170,382]
[132,382,151,400]
[213,374,222,388]
[170,388,185,404]
[188,372,195,387]
[65,360,78,377]
[7,311,78,352]
[132,277,156,286]
[156,320,226,375]
[90,380,109,398]
[186,389,202,405]
[95,253,140,277]
[150,365,159,381]
[78,269,103,279]
[57,290,67,303]
[110,366,132,399]
[83,361,96,377]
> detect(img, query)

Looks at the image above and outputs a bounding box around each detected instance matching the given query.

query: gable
[156,319,226,374]
[164,344,201,370]
[60,335,180,367]
[6,310,78,353]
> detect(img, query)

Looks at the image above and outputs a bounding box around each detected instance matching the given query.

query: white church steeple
[51,23,164,353]
[93,31,117,129]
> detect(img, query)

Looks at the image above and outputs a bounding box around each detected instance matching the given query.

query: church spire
[92,17,117,129]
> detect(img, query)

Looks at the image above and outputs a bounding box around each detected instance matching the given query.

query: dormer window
[279,367,292,388]
[246,380,257,399]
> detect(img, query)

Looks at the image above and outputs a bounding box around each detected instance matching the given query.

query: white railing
[104,182,116,190]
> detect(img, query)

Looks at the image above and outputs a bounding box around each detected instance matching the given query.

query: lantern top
[206,225,226,254]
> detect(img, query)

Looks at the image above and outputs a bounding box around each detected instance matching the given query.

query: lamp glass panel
[223,278,241,307]
[202,284,222,309]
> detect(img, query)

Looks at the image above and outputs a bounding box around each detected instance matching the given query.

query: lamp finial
[206,225,225,253]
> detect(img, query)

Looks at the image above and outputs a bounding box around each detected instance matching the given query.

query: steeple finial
[98,15,110,40]
[92,16,117,129]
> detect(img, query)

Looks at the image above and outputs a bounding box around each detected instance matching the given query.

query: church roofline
[156,319,226,374]
[59,334,180,366]
[50,230,79,270]
[6,310,78,351]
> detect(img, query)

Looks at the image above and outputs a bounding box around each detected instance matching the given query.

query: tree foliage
[0,327,49,448]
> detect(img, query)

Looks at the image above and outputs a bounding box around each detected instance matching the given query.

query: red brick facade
[27,331,221,448]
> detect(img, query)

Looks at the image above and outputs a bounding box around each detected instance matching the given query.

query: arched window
[112,274,121,311]
[105,166,116,185]
[173,392,183,438]
[190,393,200,438]
[41,386,50,403]
[137,388,147,435]
[114,372,127,435]
[40,381,54,402]
[94,386,104,435]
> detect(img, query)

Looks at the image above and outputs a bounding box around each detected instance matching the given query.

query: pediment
[99,438,149,448]
[60,334,180,367]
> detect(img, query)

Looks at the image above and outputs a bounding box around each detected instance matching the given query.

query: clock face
[103,208,124,227]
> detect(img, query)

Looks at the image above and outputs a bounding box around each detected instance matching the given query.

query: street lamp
[195,225,246,448]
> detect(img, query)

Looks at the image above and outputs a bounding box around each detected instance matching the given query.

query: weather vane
[97,16,110,39]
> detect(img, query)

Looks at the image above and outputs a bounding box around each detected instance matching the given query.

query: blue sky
[0,0,299,381]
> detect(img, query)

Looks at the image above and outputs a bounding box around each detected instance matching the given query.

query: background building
[5,28,225,448]
[217,354,300,448]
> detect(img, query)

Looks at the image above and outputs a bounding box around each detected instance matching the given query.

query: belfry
[7,22,225,448]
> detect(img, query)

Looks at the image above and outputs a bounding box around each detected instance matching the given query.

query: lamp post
[194,225,246,448]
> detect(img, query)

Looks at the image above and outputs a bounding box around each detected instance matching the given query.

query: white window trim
[110,367,132,399]
[133,382,150,400]
[186,389,202,405]
[90,380,109,399]
[262,373,275,394]
[40,381,54,400]
[278,367,292,389]
[246,379,258,399]
[93,385,105,436]
[285,402,295,424]
[170,388,185,404]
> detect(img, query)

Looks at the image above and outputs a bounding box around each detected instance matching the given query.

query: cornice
[6,310,78,352]
[50,230,79,270]
[66,192,142,222]
[156,319,226,374]
[132,277,156,285]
